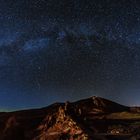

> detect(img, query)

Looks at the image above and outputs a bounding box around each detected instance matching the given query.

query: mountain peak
[0,96,139,140]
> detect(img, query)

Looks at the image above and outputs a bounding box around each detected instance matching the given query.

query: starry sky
[1,0,140,110]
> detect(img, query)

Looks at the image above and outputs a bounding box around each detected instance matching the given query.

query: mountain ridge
[0,96,140,140]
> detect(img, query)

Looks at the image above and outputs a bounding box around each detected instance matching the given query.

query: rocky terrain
[0,96,140,140]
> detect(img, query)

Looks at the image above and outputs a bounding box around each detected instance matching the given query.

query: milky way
[1,0,140,110]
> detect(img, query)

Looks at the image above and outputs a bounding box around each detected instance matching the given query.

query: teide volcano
[0,96,140,140]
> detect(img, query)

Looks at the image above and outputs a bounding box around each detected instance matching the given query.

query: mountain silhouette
[0,96,140,140]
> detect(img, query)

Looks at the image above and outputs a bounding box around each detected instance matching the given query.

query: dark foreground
[0,96,140,140]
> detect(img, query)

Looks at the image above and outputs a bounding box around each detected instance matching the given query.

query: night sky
[1,0,140,110]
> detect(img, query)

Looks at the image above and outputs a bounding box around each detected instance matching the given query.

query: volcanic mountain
[0,96,140,140]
